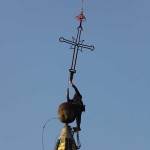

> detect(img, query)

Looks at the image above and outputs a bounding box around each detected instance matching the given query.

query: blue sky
[0,0,150,150]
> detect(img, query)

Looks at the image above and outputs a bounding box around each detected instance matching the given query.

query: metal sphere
[58,102,77,124]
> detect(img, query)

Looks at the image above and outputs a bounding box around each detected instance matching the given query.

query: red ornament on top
[76,10,86,22]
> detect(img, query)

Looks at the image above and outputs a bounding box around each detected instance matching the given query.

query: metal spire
[54,2,95,150]
[55,125,79,150]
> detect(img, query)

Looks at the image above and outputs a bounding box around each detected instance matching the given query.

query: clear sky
[0,0,150,150]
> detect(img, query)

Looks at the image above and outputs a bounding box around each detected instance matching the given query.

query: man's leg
[76,111,82,131]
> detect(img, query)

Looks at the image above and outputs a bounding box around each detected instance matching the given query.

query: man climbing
[67,80,85,132]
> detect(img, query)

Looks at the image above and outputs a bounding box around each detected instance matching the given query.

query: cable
[82,0,84,11]
[42,117,58,150]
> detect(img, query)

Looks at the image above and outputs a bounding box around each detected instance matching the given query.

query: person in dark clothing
[67,83,85,132]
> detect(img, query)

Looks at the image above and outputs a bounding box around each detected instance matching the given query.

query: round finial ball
[58,102,77,124]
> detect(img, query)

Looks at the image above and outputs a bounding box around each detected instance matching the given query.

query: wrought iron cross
[59,11,95,78]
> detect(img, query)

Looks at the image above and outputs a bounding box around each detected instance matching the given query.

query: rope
[42,117,58,150]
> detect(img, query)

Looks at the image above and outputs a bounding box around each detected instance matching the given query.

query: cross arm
[78,44,95,51]
[59,37,76,46]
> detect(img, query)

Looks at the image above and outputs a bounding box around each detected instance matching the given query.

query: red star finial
[76,10,86,22]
